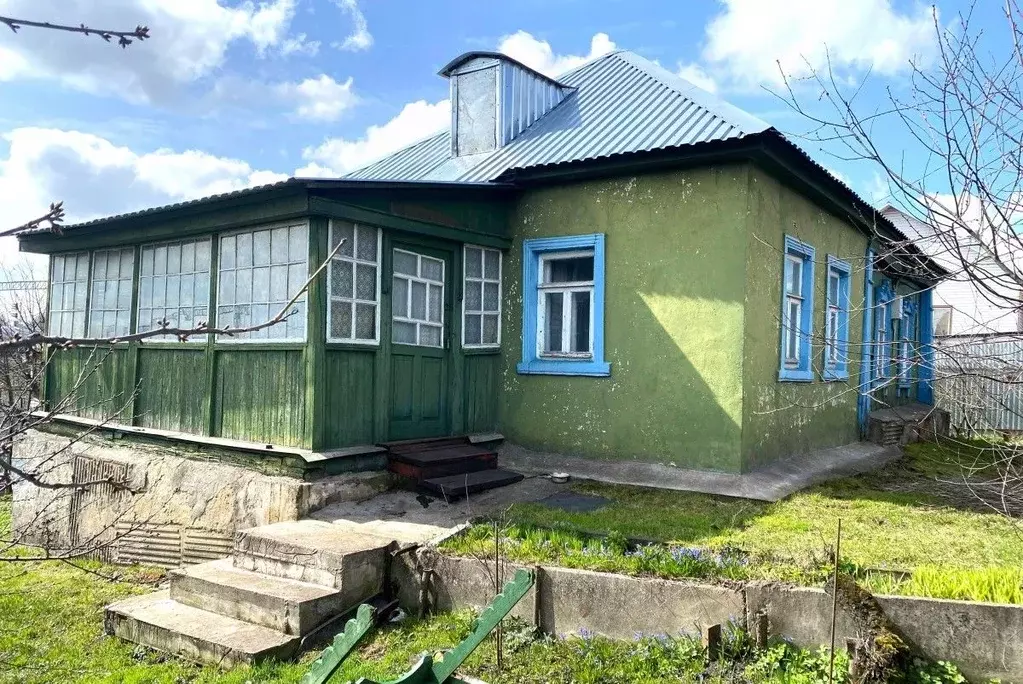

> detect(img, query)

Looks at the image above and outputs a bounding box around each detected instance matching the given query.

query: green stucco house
[18,49,946,479]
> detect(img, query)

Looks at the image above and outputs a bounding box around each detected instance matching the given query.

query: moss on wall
[500,166,750,472]
[740,167,869,469]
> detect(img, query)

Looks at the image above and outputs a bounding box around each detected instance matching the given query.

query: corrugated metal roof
[347,50,771,182]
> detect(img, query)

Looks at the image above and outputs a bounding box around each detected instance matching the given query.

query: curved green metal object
[302,603,376,684]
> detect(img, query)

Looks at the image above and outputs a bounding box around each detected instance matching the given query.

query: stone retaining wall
[12,429,391,566]
[396,553,1023,683]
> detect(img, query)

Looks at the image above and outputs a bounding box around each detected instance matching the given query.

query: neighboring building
[18,50,946,477]
[882,205,1021,338]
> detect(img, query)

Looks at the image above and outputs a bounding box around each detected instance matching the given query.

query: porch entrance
[387,245,451,440]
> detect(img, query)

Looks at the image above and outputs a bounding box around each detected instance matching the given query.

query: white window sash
[537,285,594,358]
[392,249,445,348]
[137,237,212,342]
[327,222,382,344]
[461,245,502,348]
[783,294,803,365]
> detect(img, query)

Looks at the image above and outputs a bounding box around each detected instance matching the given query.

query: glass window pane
[270,265,288,302]
[195,276,210,306]
[167,244,181,274]
[94,253,107,280]
[428,284,442,323]
[356,225,377,261]
[235,269,252,304]
[332,261,353,299]
[219,271,235,305]
[392,276,408,317]
[355,303,376,340]
[52,256,63,282]
[50,283,62,311]
[117,281,132,310]
[465,281,482,311]
[464,313,482,345]
[421,257,443,282]
[572,291,591,353]
[253,231,271,266]
[829,273,840,302]
[545,292,564,353]
[356,264,376,300]
[331,300,353,339]
[167,274,182,308]
[484,249,499,279]
[253,266,270,301]
[483,282,499,312]
[236,233,252,268]
[270,227,289,264]
[288,263,306,298]
[180,242,195,272]
[332,222,355,258]
[219,238,234,270]
[546,255,593,284]
[482,314,498,344]
[420,324,442,347]
[465,247,482,279]
[196,239,211,271]
[392,320,416,345]
[180,276,194,306]
[411,281,427,320]
[74,282,87,309]
[286,301,305,340]
[394,251,417,276]
[289,225,307,263]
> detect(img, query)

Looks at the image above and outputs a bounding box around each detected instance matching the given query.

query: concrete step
[421,468,525,500]
[232,520,392,607]
[169,558,345,636]
[104,590,298,668]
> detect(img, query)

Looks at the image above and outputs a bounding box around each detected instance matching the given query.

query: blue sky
[0,0,998,271]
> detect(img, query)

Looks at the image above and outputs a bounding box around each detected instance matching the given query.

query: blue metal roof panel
[345,50,771,183]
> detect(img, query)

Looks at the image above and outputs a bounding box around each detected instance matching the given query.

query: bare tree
[778,1,1023,517]
[0,16,148,48]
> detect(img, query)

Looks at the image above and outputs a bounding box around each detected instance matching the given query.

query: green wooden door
[388,244,451,440]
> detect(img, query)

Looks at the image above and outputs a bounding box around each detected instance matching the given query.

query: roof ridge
[611,50,771,136]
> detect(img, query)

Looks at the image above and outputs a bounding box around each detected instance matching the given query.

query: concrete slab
[310,475,564,534]
[169,559,344,635]
[498,442,902,502]
[232,520,391,603]
[104,590,299,668]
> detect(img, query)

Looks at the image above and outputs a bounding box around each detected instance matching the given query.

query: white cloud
[0,128,287,263]
[0,0,304,103]
[333,0,374,52]
[281,33,321,57]
[298,99,451,176]
[497,31,616,78]
[700,0,937,89]
[277,75,358,122]
[676,63,718,93]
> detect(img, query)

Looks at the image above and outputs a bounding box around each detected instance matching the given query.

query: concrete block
[540,566,744,639]
[169,559,345,636]
[426,555,537,624]
[104,590,299,668]
[232,520,391,607]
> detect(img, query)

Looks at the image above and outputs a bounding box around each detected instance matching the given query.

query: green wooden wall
[323,349,377,447]
[135,347,207,433]
[463,354,500,434]
[213,349,307,447]
[47,346,135,422]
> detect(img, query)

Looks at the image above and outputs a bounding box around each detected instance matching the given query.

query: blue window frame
[823,256,851,381]
[517,234,610,377]
[874,281,895,387]
[779,235,815,382]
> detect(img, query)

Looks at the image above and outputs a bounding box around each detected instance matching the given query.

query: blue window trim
[822,255,851,382]
[873,280,895,388]
[917,288,934,404]
[898,295,917,389]
[516,234,610,377]
[779,235,815,382]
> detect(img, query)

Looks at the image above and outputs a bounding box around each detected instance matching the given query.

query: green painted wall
[740,166,869,469]
[323,348,377,447]
[463,353,500,434]
[135,347,207,433]
[213,349,307,447]
[500,167,750,472]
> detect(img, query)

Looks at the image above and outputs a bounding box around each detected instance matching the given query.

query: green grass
[0,495,977,683]
[443,440,1023,603]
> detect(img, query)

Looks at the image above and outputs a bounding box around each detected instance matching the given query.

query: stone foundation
[867,403,951,447]
[11,429,392,566]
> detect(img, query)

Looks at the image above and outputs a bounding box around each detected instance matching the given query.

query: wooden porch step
[387,446,498,482]
[379,435,470,454]
[420,468,524,500]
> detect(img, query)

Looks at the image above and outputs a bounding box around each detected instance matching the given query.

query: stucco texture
[500,167,749,472]
[741,167,868,469]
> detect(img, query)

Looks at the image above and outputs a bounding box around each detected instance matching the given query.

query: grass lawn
[442,439,1023,603]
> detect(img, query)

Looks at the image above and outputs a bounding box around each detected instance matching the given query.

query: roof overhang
[496,130,948,283]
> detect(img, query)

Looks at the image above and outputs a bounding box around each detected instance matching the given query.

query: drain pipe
[857,244,875,437]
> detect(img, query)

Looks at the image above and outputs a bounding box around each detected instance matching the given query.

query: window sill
[822,368,849,382]
[778,367,813,382]
[463,346,502,356]
[517,358,610,377]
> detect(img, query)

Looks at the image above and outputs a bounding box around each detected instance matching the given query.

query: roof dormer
[439,51,574,157]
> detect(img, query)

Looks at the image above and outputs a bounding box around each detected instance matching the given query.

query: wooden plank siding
[213,349,307,447]
[134,347,207,433]
[37,191,511,454]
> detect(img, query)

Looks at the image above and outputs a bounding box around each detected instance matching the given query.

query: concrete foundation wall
[399,554,1023,682]
[12,429,391,565]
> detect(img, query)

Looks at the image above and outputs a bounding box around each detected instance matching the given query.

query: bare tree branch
[0,16,149,48]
